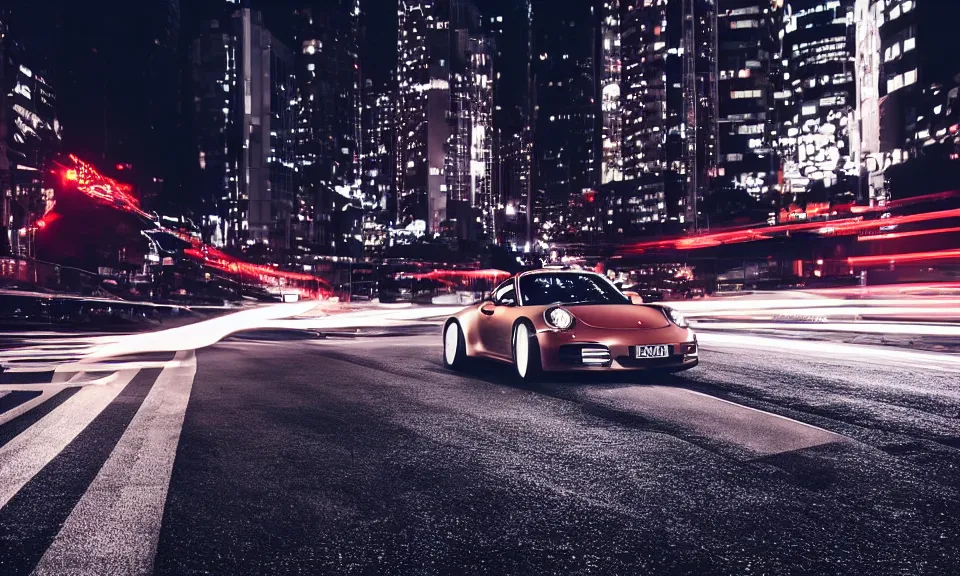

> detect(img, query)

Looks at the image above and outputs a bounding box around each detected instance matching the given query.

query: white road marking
[32,351,198,576]
[0,370,140,510]
[698,332,960,373]
[0,387,67,427]
[590,385,845,458]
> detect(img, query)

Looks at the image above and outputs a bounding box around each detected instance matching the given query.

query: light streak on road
[693,321,960,337]
[857,225,960,242]
[847,249,960,267]
[624,205,960,253]
[697,332,960,374]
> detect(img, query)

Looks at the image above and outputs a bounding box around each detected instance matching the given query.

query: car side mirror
[623,290,644,305]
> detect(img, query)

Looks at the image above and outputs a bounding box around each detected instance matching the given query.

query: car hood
[568,304,671,330]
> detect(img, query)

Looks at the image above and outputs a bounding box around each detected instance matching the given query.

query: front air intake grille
[559,344,612,367]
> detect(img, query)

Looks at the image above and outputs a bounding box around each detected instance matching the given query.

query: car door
[477,280,518,359]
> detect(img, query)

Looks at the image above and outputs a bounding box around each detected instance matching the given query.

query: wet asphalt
[144,333,960,575]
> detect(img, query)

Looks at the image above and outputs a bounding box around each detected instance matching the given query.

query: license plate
[635,345,669,359]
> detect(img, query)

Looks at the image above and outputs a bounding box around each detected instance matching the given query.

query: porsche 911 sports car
[442,269,698,381]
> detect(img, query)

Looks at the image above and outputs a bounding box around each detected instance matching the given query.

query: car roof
[518,268,603,278]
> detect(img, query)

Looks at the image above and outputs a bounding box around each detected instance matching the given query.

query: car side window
[493,282,517,307]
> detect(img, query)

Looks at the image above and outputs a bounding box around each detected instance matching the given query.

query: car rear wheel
[443,321,467,370]
[512,322,542,382]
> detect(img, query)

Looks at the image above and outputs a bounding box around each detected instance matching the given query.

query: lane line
[0,389,81,447]
[0,390,46,425]
[590,385,845,458]
[0,370,159,576]
[0,369,139,510]
[32,351,198,576]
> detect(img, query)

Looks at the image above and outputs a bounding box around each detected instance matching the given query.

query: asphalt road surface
[2,330,960,575]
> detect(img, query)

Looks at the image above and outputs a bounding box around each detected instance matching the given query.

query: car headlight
[544,306,575,330]
[665,307,688,328]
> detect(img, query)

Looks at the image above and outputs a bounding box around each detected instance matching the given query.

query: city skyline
[2,0,959,264]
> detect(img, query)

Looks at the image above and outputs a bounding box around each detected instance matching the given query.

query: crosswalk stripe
[0,388,61,427]
[0,369,140,510]
[32,351,197,576]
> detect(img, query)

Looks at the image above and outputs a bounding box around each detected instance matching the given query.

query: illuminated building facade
[361,80,396,257]
[716,0,779,199]
[237,9,298,252]
[192,9,298,253]
[867,0,960,199]
[776,0,857,200]
[395,0,489,240]
[485,1,534,248]
[531,0,600,243]
[445,34,495,241]
[191,19,241,249]
[0,6,62,256]
[292,2,363,260]
[618,0,718,236]
[601,0,623,185]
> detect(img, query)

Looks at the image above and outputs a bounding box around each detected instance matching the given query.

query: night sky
[362,0,399,87]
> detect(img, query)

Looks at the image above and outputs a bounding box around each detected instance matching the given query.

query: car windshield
[519,273,629,306]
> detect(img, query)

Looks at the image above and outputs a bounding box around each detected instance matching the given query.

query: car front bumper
[535,325,698,372]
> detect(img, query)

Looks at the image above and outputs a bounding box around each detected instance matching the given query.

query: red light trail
[59,154,152,219]
[857,226,960,242]
[55,154,334,299]
[624,206,960,253]
[847,249,960,267]
[401,269,512,288]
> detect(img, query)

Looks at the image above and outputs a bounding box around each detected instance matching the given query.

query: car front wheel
[443,321,468,369]
[512,322,542,382]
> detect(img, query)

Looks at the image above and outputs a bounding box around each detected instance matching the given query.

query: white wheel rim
[444,324,459,365]
[515,324,529,378]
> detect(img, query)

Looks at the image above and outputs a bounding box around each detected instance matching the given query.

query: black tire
[442,320,468,370]
[512,321,542,383]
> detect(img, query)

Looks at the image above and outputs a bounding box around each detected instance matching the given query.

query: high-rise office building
[530,0,600,242]
[445,34,495,240]
[601,0,623,186]
[395,0,490,239]
[190,19,237,248]
[856,0,960,199]
[361,80,396,257]
[0,5,62,256]
[776,0,857,201]
[618,0,718,235]
[236,9,298,252]
[716,0,779,200]
[485,0,533,248]
[291,2,363,259]
[192,9,298,253]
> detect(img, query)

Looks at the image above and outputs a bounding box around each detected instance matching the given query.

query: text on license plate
[635,345,669,359]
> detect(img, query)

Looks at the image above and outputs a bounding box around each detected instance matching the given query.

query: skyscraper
[619,0,718,235]
[191,9,298,254]
[776,0,857,202]
[361,79,396,257]
[601,0,623,185]
[291,1,363,259]
[236,9,298,252]
[395,0,489,239]
[0,2,63,256]
[445,33,495,241]
[190,19,237,248]
[530,0,600,242]
[486,0,534,248]
[716,0,779,200]
[859,0,960,199]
